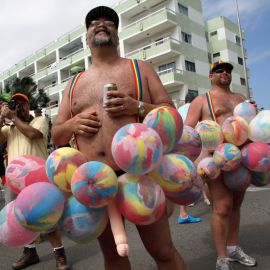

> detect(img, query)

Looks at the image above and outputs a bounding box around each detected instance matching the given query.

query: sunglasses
[90,20,115,27]
[214,69,232,74]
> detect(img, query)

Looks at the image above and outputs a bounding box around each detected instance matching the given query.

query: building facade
[0,0,249,120]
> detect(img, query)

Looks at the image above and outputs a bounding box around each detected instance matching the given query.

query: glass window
[240,78,246,85]
[181,31,192,44]
[213,52,220,58]
[235,35,241,45]
[210,31,217,37]
[185,60,196,72]
[238,57,243,65]
[178,3,188,16]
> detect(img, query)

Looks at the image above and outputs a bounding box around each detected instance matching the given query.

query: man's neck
[211,85,231,94]
[91,46,119,67]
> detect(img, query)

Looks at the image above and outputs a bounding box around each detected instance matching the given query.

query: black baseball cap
[210,60,233,73]
[85,6,119,29]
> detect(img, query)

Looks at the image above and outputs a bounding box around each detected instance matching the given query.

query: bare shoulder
[231,91,246,103]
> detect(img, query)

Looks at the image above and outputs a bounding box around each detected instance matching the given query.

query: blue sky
[0,0,269,109]
[202,0,270,109]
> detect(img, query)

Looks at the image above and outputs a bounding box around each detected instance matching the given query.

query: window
[238,57,243,65]
[208,53,212,63]
[178,4,188,16]
[235,35,241,45]
[210,31,217,37]
[213,52,220,58]
[205,32,209,42]
[158,62,176,73]
[240,78,246,85]
[185,60,196,72]
[181,31,192,44]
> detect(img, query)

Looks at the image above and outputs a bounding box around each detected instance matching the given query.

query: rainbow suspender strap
[206,92,218,123]
[130,59,143,102]
[68,72,84,117]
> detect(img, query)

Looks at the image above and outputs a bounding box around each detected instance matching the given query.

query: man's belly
[76,114,137,170]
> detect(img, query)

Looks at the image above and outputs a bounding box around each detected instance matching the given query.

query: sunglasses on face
[90,20,115,27]
[214,69,232,74]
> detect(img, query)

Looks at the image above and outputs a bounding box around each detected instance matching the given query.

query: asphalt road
[1,186,270,270]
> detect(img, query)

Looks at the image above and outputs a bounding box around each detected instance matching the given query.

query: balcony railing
[125,37,180,58]
[157,68,183,76]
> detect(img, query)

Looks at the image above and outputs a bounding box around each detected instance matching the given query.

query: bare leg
[208,177,233,258]
[98,222,131,270]
[137,209,186,270]
[179,205,188,217]
[47,230,63,247]
[227,191,245,246]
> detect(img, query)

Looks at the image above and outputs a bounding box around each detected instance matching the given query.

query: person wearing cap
[0,93,71,270]
[52,5,186,270]
[184,60,257,270]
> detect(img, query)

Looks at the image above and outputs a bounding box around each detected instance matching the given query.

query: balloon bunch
[112,106,204,223]
[1,155,65,247]
[196,101,270,191]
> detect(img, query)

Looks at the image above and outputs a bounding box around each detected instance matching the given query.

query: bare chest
[71,71,137,114]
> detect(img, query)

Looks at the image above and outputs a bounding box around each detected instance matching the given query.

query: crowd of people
[0,5,260,270]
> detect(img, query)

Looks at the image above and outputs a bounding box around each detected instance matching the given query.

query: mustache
[94,27,110,35]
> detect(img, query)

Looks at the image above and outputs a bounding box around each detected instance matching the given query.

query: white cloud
[0,0,118,73]
[248,49,270,65]
[202,0,270,25]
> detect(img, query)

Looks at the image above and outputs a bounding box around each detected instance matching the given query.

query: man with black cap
[52,5,186,270]
[184,60,257,270]
[0,93,70,270]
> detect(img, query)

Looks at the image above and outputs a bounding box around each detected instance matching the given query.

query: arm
[184,95,205,128]
[1,103,43,140]
[51,78,101,146]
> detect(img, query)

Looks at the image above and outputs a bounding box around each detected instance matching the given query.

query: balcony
[114,0,167,18]
[157,68,184,89]
[120,8,177,43]
[126,37,181,64]
[45,104,59,118]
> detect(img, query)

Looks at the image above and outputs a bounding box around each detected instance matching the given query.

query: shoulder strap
[206,92,218,123]
[69,72,84,117]
[130,59,143,102]
[68,72,83,150]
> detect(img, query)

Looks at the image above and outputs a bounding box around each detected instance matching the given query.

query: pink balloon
[0,201,39,247]
[6,155,50,194]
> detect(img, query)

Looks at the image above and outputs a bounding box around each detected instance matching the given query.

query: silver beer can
[103,83,117,107]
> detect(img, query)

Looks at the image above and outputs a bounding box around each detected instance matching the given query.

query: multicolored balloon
[250,171,270,187]
[173,125,202,161]
[224,165,251,192]
[195,120,224,150]
[213,143,242,171]
[14,182,65,232]
[233,101,257,123]
[60,196,108,244]
[149,154,196,194]
[241,142,270,172]
[111,123,163,174]
[116,173,166,225]
[166,174,203,205]
[222,116,249,146]
[249,110,270,143]
[6,155,50,194]
[197,157,221,180]
[46,147,87,193]
[71,161,118,208]
[0,201,39,247]
[143,106,183,153]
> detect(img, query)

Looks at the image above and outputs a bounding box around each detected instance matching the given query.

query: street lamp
[234,0,251,99]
